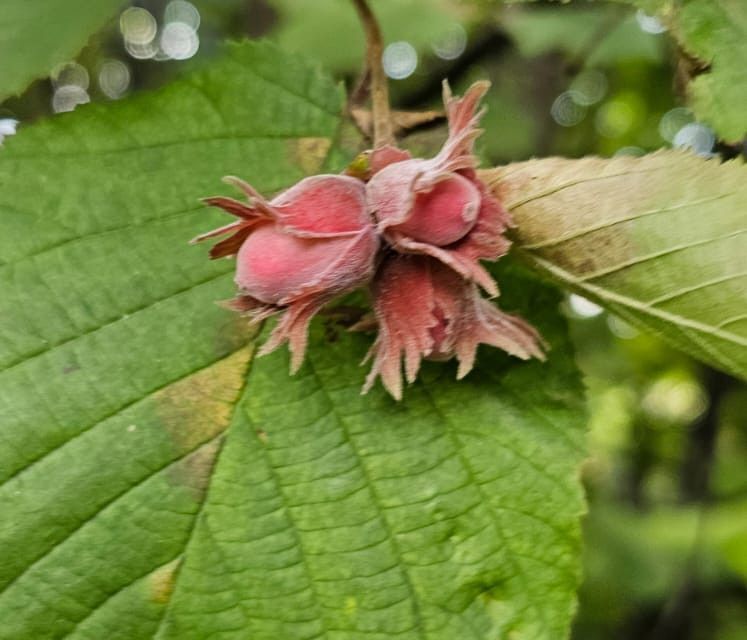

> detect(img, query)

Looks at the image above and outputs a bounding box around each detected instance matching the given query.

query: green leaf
[0,39,587,638]
[0,0,123,102]
[657,0,747,142]
[485,151,747,381]
[520,0,747,141]
[155,265,587,640]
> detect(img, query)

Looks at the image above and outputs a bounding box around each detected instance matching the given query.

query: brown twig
[349,107,443,139]
[351,0,394,147]
[349,65,371,108]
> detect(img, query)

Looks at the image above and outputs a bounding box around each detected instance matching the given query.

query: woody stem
[351,0,394,148]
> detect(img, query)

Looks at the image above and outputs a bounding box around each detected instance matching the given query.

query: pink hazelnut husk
[193,174,378,371]
[365,81,512,297]
[363,255,545,400]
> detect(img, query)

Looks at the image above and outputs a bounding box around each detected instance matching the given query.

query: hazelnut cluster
[193,82,544,399]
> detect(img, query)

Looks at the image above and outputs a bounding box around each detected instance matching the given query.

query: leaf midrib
[303,356,428,640]
[525,252,747,349]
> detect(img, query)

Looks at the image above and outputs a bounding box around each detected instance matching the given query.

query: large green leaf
[0,0,124,102]
[485,151,747,380]
[0,40,587,638]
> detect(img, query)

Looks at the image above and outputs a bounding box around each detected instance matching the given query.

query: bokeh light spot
[120,7,158,46]
[569,294,604,318]
[614,146,646,157]
[570,69,608,106]
[673,122,715,156]
[165,0,201,30]
[595,99,635,138]
[658,107,694,142]
[51,62,89,90]
[636,9,667,35]
[551,91,587,127]
[0,118,18,145]
[125,39,158,60]
[643,378,708,423]
[607,315,639,339]
[98,60,131,99]
[160,22,200,60]
[432,24,467,60]
[52,85,90,113]
[383,41,418,80]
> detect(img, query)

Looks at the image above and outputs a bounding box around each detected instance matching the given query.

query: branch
[351,0,394,147]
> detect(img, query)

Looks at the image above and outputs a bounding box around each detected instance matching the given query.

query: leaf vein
[525,253,747,349]
[152,353,255,637]
[0,342,242,487]
[0,270,231,375]
[302,358,428,640]
[576,229,746,282]
[503,164,671,211]
[647,271,747,306]
[0,437,224,600]
[420,387,555,636]
[519,192,737,250]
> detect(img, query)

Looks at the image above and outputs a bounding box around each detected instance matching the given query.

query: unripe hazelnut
[370,167,480,246]
[362,81,513,297]
[235,223,375,305]
[195,174,377,370]
[363,255,545,399]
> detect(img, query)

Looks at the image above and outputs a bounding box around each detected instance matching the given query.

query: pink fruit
[363,255,545,400]
[193,174,378,371]
[366,81,513,296]
[371,168,480,246]
[194,81,545,399]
